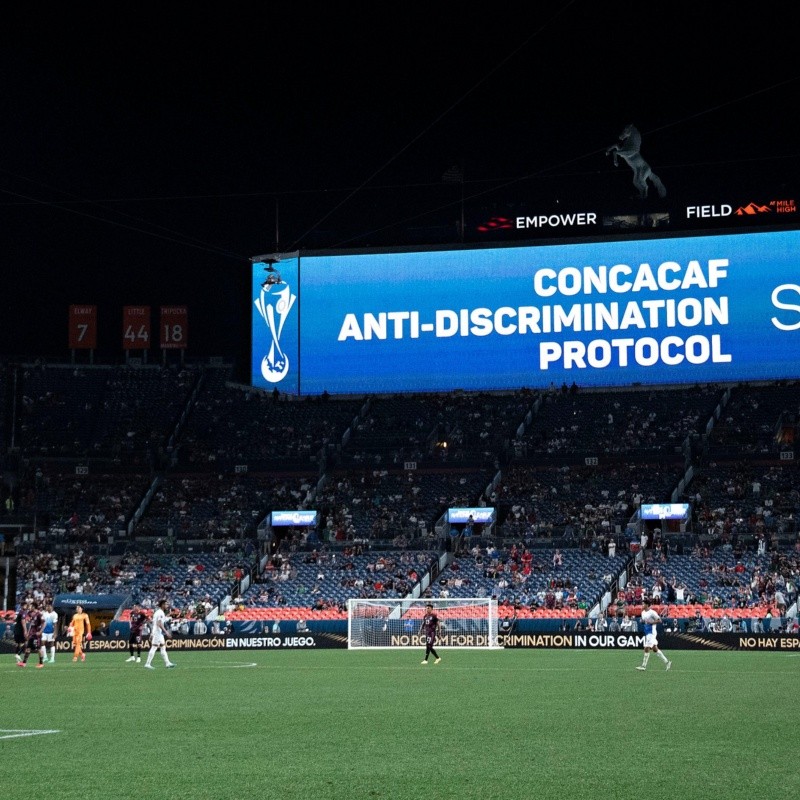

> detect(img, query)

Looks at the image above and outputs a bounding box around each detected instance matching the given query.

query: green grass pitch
[1,648,797,800]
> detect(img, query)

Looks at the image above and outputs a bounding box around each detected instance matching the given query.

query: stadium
[4,235,800,800]
[3,7,800,800]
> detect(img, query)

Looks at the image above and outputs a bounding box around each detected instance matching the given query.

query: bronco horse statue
[605,124,666,200]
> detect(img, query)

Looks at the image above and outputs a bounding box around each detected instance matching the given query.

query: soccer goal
[347,597,500,649]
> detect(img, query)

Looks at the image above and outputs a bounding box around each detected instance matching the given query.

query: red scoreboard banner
[159,306,188,349]
[122,305,151,350]
[68,305,98,349]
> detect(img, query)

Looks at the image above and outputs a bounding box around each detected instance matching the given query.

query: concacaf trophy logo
[254,263,297,384]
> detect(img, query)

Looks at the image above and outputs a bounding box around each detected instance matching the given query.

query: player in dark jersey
[14,601,30,663]
[19,602,46,668]
[126,603,147,663]
[419,603,441,665]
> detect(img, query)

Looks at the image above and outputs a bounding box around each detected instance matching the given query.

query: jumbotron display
[251,228,800,395]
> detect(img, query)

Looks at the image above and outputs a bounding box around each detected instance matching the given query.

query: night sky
[2,4,798,376]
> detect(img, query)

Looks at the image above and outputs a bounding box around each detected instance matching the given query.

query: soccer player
[69,604,92,662]
[18,601,46,669]
[126,603,147,663]
[144,598,176,669]
[419,602,441,665]
[636,597,671,671]
[13,600,30,663]
[41,602,59,663]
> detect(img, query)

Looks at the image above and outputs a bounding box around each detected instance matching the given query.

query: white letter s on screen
[771,284,800,330]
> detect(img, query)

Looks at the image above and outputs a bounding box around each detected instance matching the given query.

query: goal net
[347,597,500,649]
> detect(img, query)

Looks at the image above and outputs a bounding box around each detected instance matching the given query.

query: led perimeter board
[251,228,800,395]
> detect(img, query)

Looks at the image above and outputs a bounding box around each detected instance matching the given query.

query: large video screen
[251,229,800,395]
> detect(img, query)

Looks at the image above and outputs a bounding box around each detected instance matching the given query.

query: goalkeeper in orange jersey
[68,604,92,662]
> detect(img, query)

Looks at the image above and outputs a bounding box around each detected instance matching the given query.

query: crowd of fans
[2,361,799,629]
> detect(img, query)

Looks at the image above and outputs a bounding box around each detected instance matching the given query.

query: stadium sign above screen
[251,228,800,395]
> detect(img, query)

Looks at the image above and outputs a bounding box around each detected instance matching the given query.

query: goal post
[347,597,500,649]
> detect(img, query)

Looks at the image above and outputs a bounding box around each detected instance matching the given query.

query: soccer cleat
[48,658,55,664]
[166,663,176,668]
[421,660,428,665]
[72,657,78,662]
[17,661,26,668]
[665,661,672,671]
[635,665,646,671]
[136,657,141,663]
[36,663,44,669]
[80,654,85,662]
[126,656,136,662]
[144,664,155,669]
[434,657,442,664]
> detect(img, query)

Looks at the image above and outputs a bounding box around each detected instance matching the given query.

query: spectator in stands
[651,582,662,603]
[462,515,474,551]
[500,612,517,636]
[717,613,732,633]
[685,611,701,633]
[774,588,787,615]
[620,614,635,632]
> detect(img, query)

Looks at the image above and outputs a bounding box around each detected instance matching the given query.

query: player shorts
[26,636,41,650]
[644,632,658,648]
[41,633,55,643]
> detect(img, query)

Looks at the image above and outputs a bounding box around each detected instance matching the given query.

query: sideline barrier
[4,631,797,653]
[498,631,800,651]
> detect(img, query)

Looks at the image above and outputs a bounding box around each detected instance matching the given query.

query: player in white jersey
[636,598,672,671]
[41,602,59,663]
[144,598,176,669]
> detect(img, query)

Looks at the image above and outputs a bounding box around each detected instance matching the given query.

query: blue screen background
[251,230,800,395]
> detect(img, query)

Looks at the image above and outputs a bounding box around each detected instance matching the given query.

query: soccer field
[1,648,796,800]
